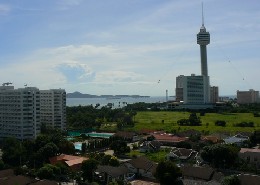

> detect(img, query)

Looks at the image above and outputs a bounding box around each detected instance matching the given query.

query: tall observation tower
[197,3,210,76]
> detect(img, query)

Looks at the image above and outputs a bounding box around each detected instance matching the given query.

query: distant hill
[66,91,150,98]
[66,91,98,98]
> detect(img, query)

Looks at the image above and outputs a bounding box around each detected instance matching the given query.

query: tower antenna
[202,2,204,26]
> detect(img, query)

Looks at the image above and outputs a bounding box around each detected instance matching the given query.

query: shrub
[234,122,254,127]
[215,120,226,127]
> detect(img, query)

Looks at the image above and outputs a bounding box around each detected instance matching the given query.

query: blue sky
[0,0,259,96]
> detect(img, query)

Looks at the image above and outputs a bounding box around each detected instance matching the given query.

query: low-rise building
[166,148,198,161]
[180,166,223,182]
[223,134,249,146]
[237,89,259,104]
[95,165,128,185]
[238,174,260,185]
[139,140,161,153]
[49,154,88,171]
[239,148,260,168]
[124,156,157,179]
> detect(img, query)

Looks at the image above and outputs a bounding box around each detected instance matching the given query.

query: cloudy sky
[0,0,259,96]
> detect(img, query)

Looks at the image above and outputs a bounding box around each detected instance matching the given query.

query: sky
[0,0,259,96]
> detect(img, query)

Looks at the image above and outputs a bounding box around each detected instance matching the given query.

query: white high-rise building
[40,89,66,130]
[0,85,41,140]
[176,74,210,104]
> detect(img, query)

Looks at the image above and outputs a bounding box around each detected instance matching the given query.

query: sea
[66,96,175,107]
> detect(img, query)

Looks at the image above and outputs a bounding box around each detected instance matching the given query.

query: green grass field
[129,111,260,134]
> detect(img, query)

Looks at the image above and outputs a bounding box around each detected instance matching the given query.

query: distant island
[67,91,150,98]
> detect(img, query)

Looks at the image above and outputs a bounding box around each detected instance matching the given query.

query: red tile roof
[49,154,88,170]
[240,148,260,153]
[152,133,187,143]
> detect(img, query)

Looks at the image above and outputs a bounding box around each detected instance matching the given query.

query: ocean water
[66,96,175,107]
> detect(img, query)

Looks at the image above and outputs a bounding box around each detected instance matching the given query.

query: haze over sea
[67,96,175,107]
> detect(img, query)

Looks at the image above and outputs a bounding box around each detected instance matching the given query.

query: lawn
[129,111,260,134]
[126,148,171,163]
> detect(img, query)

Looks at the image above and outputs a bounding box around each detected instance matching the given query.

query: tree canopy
[154,161,182,185]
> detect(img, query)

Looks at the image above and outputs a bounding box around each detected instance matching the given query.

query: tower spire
[202,2,204,26]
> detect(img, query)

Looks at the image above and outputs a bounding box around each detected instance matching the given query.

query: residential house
[238,174,260,185]
[0,169,14,179]
[0,175,36,185]
[166,147,198,161]
[30,180,58,185]
[49,154,88,170]
[124,156,157,179]
[114,131,139,142]
[182,179,221,185]
[239,148,260,168]
[0,169,59,185]
[180,166,223,182]
[95,165,128,185]
[201,135,221,144]
[139,140,161,153]
[151,132,188,145]
[223,134,249,146]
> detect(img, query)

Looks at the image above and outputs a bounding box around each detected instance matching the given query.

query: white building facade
[176,74,210,104]
[40,89,66,130]
[0,86,41,140]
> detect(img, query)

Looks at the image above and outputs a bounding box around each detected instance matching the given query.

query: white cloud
[0,4,10,15]
[95,71,143,84]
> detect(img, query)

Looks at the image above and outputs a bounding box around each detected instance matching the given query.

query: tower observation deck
[197,3,210,76]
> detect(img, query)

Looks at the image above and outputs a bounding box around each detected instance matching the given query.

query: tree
[221,175,240,185]
[189,113,201,126]
[36,142,59,163]
[58,140,75,155]
[81,142,87,154]
[109,156,120,167]
[201,144,240,168]
[2,137,25,166]
[154,161,182,185]
[37,165,54,179]
[81,159,99,182]
[215,120,226,127]
[0,160,5,170]
[102,155,112,165]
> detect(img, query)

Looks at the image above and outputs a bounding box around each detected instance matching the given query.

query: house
[151,132,188,145]
[124,156,157,179]
[0,169,14,179]
[114,131,139,142]
[166,147,198,161]
[0,175,36,185]
[139,140,161,153]
[201,135,221,143]
[95,165,128,184]
[180,166,223,182]
[239,148,260,168]
[182,179,221,185]
[0,170,59,185]
[30,180,58,185]
[223,134,249,146]
[238,174,260,185]
[49,154,88,170]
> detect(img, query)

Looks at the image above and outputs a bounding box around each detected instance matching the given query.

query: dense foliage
[177,113,201,126]
[1,128,75,168]
[67,105,135,129]
[154,161,182,185]
[201,144,240,168]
